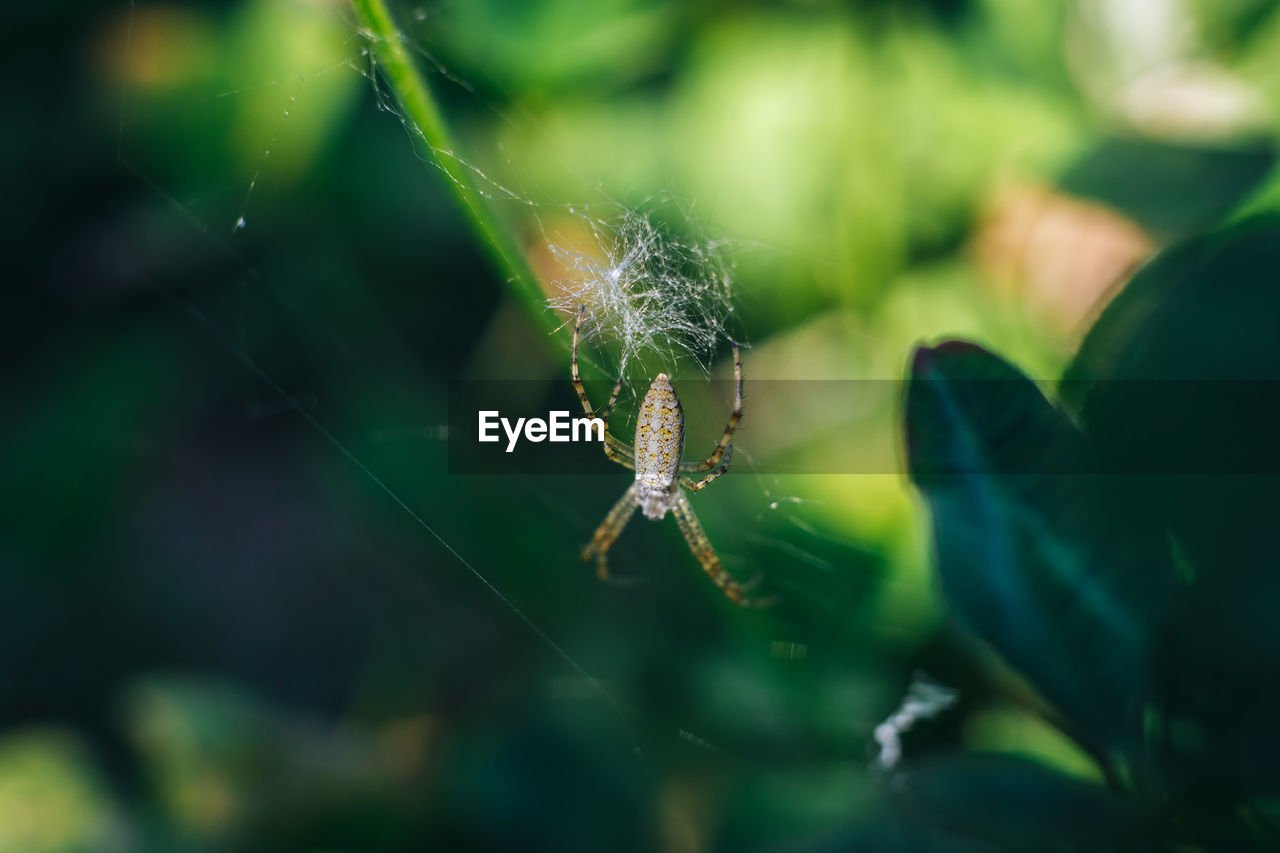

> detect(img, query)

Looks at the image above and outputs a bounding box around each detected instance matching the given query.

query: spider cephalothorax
[571,307,764,606]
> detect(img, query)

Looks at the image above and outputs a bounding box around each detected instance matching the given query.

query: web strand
[161,292,740,759]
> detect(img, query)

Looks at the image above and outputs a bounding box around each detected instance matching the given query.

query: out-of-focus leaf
[1065,216,1280,387]
[798,754,1139,852]
[1058,137,1276,239]
[1062,215,1280,798]
[715,763,877,852]
[422,0,681,92]
[905,341,1173,753]
[121,678,432,849]
[894,755,1137,850]
[436,702,659,852]
[0,729,131,853]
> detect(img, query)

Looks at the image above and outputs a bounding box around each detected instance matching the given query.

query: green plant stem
[350,0,559,343]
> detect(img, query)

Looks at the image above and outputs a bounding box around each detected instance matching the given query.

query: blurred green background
[5,0,1280,849]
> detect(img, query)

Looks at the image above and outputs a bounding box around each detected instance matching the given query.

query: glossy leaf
[905,341,1172,752]
[1059,137,1276,239]
[1063,215,1280,797]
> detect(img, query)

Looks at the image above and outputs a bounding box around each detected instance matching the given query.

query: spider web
[106,0,896,766]
[545,204,739,373]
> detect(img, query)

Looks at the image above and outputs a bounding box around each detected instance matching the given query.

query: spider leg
[600,367,624,423]
[680,345,743,474]
[572,306,636,470]
[570,306,597,415]
[671,489,774,607]
[581,483,640,582]
[680,445,733,492]
[600,435,636,470]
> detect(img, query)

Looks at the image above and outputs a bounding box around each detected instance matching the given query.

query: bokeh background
[5,0,1280,849]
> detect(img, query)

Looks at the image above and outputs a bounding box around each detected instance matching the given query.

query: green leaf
[801,755,1139,852]
[1058,137,1276,240]
[895,755,1138,851]
[1062,214,1280,797]
[905,341,1172,753]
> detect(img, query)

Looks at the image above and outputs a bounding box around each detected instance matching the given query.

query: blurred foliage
[5,0,1280,849]
[1059,136,1275,237]
[0,730,129,852]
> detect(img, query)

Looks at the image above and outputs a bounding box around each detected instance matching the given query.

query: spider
[571,306,766,606]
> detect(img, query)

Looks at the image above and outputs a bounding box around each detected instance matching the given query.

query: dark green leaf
[905,341,1172,752]
[896,755,1139,851]
[1059,137,1276,239]
[799,755,1140,853]
[1062,215,1280,797]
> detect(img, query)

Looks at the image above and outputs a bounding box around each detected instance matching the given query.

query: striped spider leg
[571,307,767,606]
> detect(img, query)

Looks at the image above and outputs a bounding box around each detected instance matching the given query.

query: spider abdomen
[633,373,684,519]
